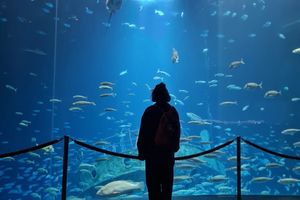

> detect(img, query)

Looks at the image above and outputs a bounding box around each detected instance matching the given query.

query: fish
[96,157,109,162]
[99,85,113,90]
[219,101,238,106]
[281,128,300,135]
[15,112,23,115]
[208,175,228,182]
[180,12,184,18]
[29,72,38,76]
[104,108,117,112]
[72,100,96,106]
[100,81,115,86]
[244,82,262,89]
[265,162,283,168]
[186,135,202,140]
[293,141,300,147]
[37,168,48,174]
[85,7,93,14]
[5,84,17,92]
[174,175,192,183]
[263,21,272,28]
[229,58,245,68]
[106,0,122,21]
[45,2,54,8]
[69,107,82,112]
[180,137,192,142]
[119,70,128,76]
[186,112,202,121]
[179,89,188,93]
[277,178,300,185]
[292,48,300,54]
[153,76,164,81]
[94,141,110,146]
[174,99,184,105]
[223,10,231,16]
[28,152,40,158]
[96,180,144,196]
[1,157,15,161]
[208,80,218,84]
[17,15,29,22]
[30,193,41,199]
[204,153,218,158]
[264,90,281,98]
[154,9,164,16]
[195,80,206,84]
[1,17,7,22]
[242,105,249,111]
[100,93,116,97]
[23,48,47,56]
[171,48,179,63]
[122,22,137,29]
[251,177,273,183]
[226,84,242,90]
[214,73,225,77]
[278,33,286,39]
[42,145,54,153]
[240,14,248,21]
[183,96,189,101]
[292,166,300,172]
[73,95,88,99]
[227,156,250,161]
[157,69,171,77]
[45,187,60,195]
[64,23,71,28]
[49,98,62,103]
[187,120,212,125]
[248,33,257,38]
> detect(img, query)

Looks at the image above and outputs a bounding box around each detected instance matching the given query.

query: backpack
[154,106,180,150]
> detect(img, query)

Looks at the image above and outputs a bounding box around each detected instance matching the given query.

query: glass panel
[0,0,55,153]
[242,140,300,196]
[1,0,300,199]
[0,142,63,200]
[67,142,145,199]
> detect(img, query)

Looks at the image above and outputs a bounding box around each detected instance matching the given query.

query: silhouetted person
[137,82,180,200]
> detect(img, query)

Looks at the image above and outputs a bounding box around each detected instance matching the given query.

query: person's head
[151,82,171,103]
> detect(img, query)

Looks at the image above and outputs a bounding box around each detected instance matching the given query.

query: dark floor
[176,196,300,200]
[124,195,300,200]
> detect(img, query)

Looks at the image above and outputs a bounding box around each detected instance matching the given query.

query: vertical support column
[61,135,69,200]
[236,136,241,200]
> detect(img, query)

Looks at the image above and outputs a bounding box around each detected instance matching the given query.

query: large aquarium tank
[1,0,300,199]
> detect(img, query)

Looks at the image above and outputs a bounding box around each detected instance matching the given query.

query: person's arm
[137,110,148,160]
[173,108,181,152]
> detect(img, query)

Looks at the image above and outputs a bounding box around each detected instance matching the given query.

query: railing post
[236,136,241,200]
[61,135,69,200]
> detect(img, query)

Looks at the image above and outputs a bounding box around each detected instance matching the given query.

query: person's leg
[146,161,161,200]
[161,162,174,200]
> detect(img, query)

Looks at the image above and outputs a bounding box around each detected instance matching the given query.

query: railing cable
[242,138,300,160]
[175,139,235,160]
[0,137,63,158]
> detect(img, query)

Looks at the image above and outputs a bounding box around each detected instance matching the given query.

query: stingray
[105,0,122,23]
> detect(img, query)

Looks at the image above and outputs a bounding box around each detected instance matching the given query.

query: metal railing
[1,135,300,200]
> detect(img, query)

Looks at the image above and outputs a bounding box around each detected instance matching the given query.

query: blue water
[1,0,300,199]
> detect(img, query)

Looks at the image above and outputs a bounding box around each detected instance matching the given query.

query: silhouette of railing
[1,135,300,200]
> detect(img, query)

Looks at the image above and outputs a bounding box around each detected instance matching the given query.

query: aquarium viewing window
[1,0,300,199]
